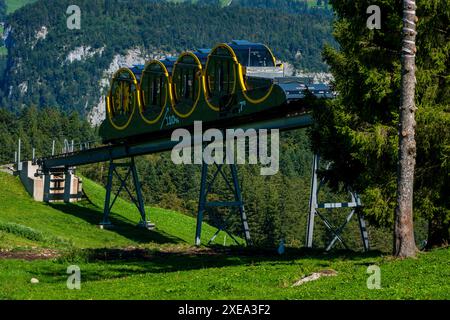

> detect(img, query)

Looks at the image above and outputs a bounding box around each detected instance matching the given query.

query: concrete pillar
[64,170,73,203]
[43,173,51,203]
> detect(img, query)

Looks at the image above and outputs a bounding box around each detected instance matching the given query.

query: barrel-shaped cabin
[100,40,333,143]
[171,50,208,118]
[226,40,281,104]
[139,58,175,124]
[203,40,282,110]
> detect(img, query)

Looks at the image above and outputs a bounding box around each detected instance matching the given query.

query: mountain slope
[1,0,334,116]
[5,0,36,14]
[164,0,332,12]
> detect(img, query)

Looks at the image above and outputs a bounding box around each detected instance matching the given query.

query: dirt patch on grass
[292,269,338,287]
[159,245,219,255]
[0,248,60,260]
[0,246,224,262]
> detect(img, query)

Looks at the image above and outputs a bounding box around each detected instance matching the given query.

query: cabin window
[139,63,168,123]
[207,58,234,97]
[175,66,197,103]
[142,72,165,110]
[172,55,202,117]
[234,48,274,67]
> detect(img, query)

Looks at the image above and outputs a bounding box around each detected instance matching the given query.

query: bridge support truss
[195,161,251,247]
[306,154,370,252]
[101,157,154,230]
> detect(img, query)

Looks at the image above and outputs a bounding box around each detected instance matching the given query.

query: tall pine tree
[312,0,449,250]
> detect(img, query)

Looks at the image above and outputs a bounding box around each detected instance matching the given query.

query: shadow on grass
[32,246,386,284]
[49,202,183,245]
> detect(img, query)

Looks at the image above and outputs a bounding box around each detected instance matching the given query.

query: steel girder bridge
[36,40,369,251]
[37,113,368,252]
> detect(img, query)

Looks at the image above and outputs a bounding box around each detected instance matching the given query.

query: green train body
[99,40,333,144]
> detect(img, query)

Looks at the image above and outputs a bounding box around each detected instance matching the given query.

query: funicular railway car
[99,40,334,143]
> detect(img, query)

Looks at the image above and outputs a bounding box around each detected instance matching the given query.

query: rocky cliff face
[65,46,105,64]
[87,48,148,126]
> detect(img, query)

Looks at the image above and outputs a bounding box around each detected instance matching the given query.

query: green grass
[0,248,448,299]
[0,171,448,299]
[0,230,39,248]
[5,0,37,14]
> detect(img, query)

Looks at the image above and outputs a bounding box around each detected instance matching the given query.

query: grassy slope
[79,177,237,246]
[0,172,449,299]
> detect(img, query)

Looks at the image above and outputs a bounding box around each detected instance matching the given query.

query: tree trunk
[394,0,419,257]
